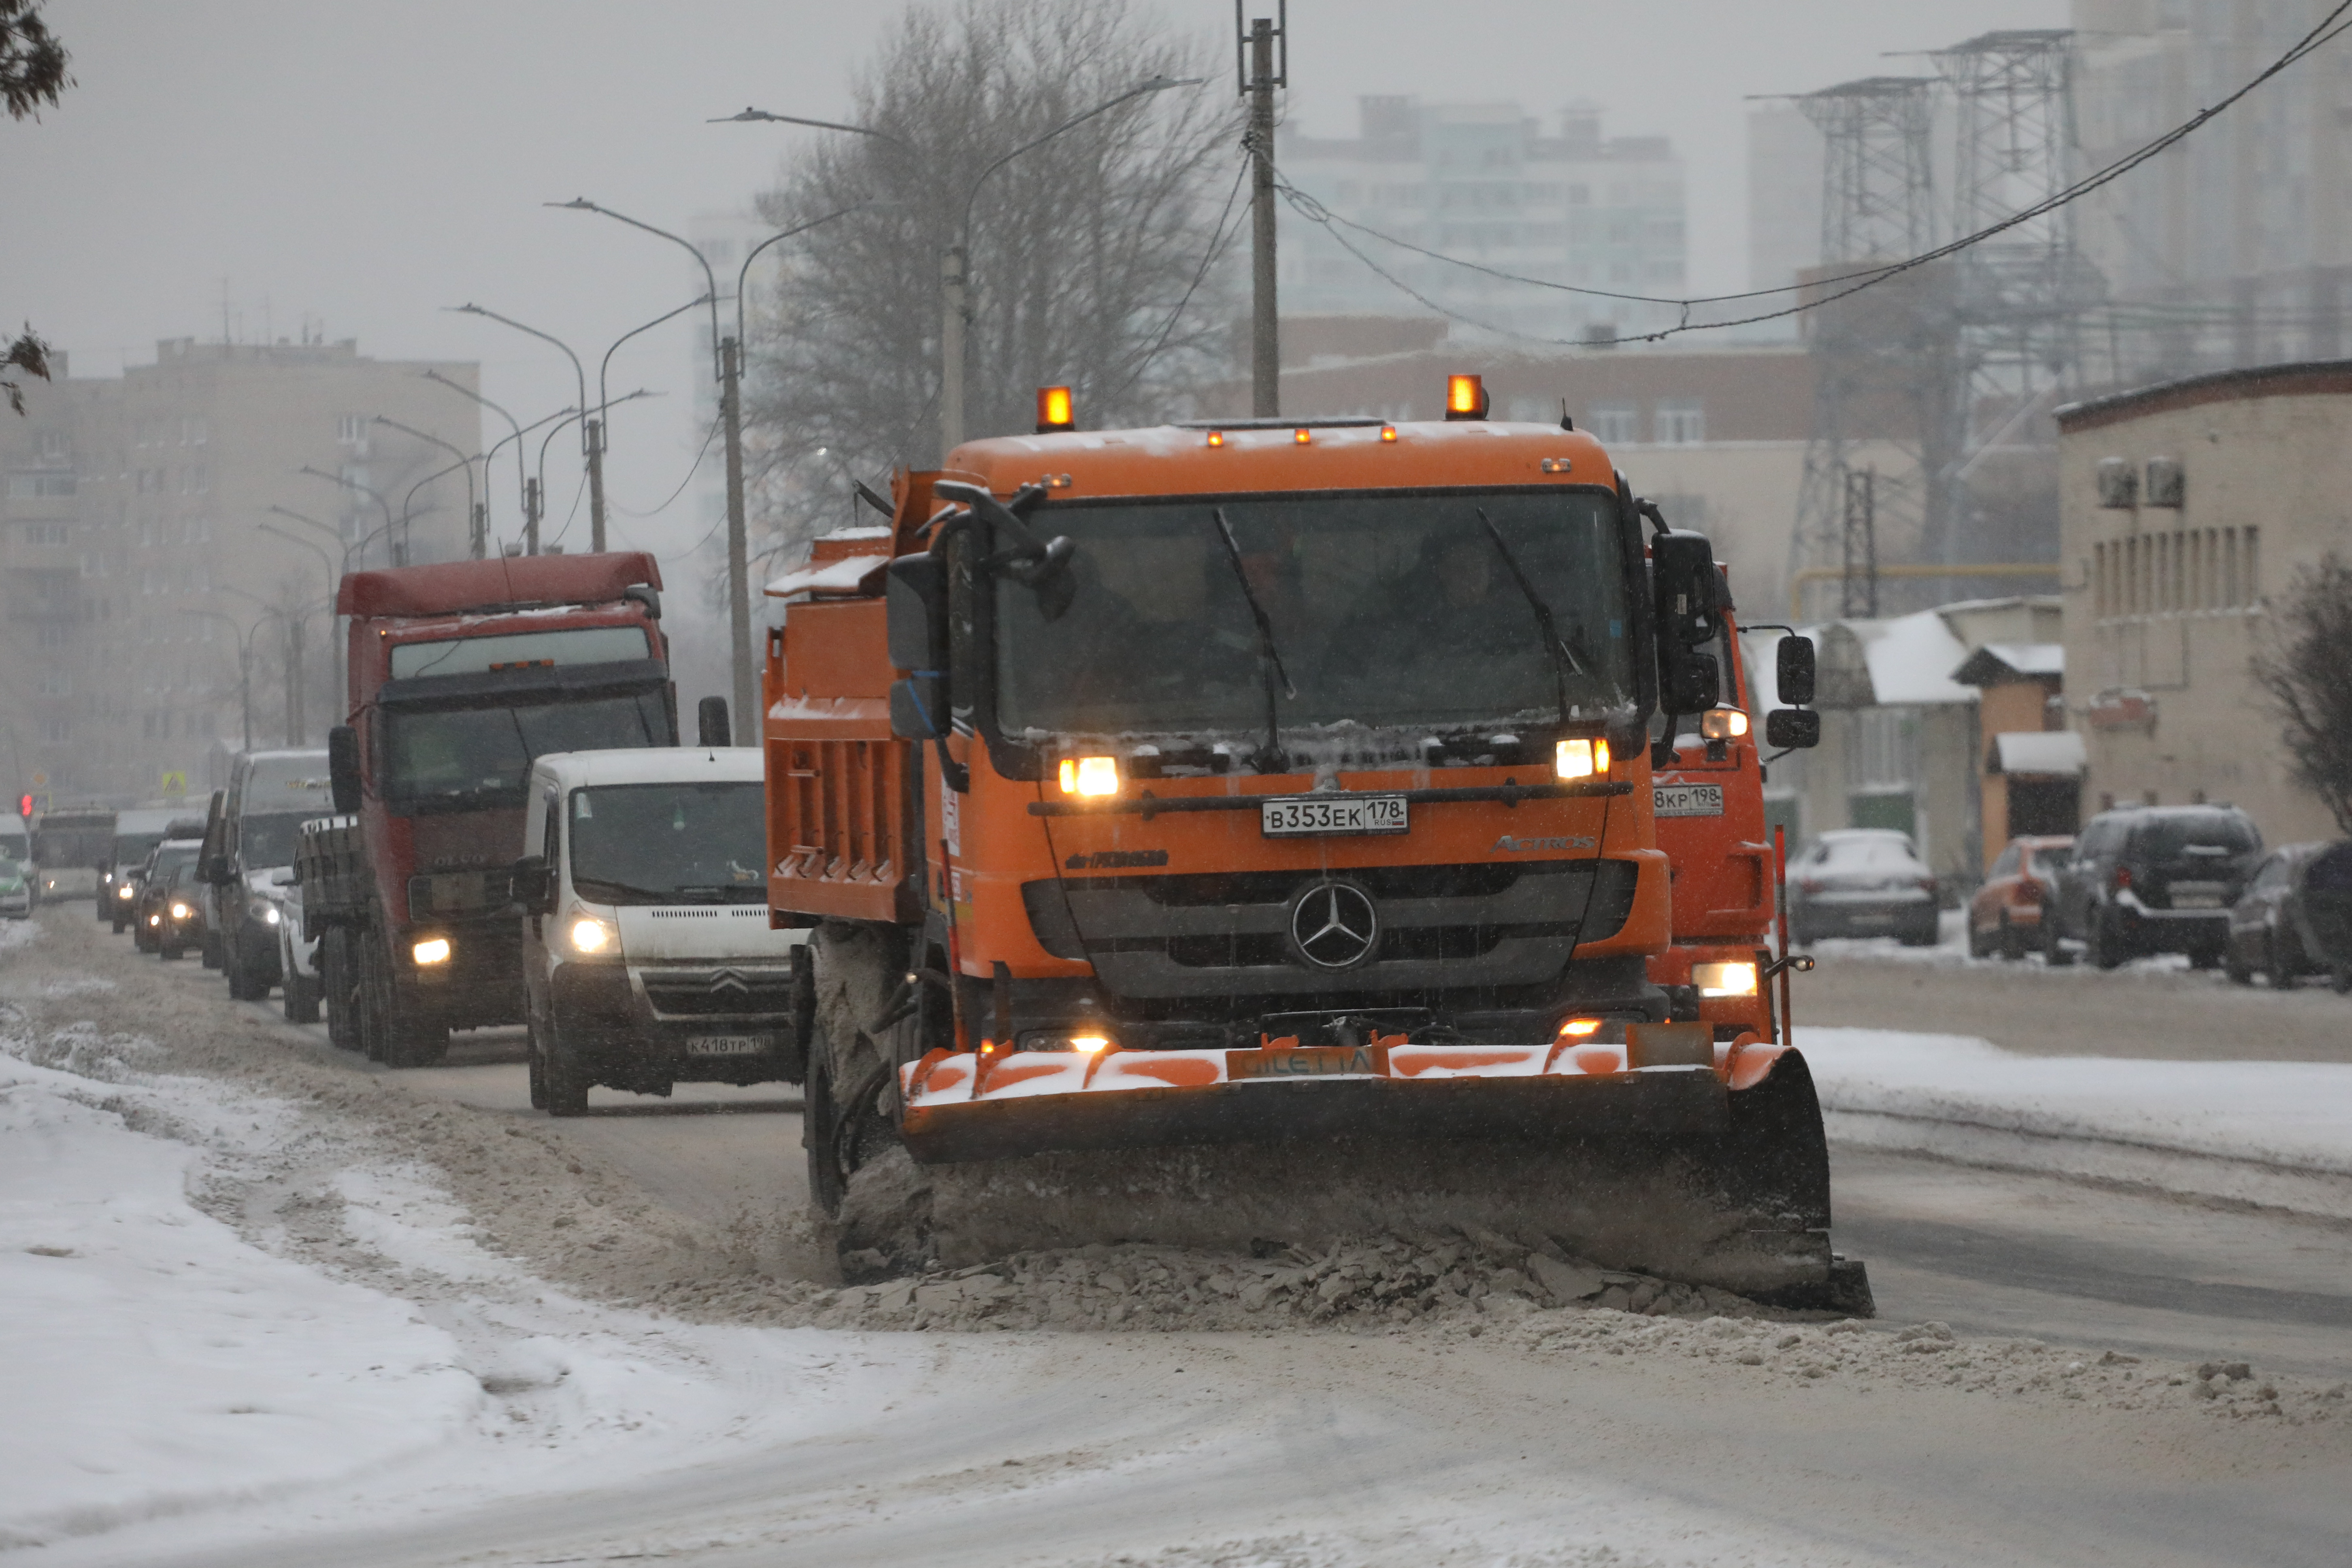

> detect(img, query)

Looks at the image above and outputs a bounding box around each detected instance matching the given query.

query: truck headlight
[568,916,614,955]
[412,936,452,966]
[1554,737,1609,780]
[1693,960,1758,998]
[1058,755,1120,797]
[1699,707,1751,741]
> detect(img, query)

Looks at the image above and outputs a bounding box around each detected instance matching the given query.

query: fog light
[1556,738,1610,780]
[1699,707,1751,741]
[1557,1017,1602,1039]
[1693,960,1758,998]
[412,936,452,966]
[1058,755,1119,797]
[148,913,160,926]
[568,916,613,955]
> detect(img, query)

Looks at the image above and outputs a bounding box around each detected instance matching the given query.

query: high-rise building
[0,336,480,804]
[1278,98,1688,344]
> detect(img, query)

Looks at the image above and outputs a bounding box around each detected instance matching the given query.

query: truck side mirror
[889,674,949,740]
[1650,530,1722,647]
[886,554,945,672]
[1765,708,1822,750]
[328,725,362,814]
[1660,649,1720,716]
[1775,634,1816,706]
[696,696,731,748]
[510,854,554,916]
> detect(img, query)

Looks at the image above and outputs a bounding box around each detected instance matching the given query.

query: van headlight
[568,915,615,955]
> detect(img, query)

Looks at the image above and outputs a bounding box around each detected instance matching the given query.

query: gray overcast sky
[5,0,2063,557]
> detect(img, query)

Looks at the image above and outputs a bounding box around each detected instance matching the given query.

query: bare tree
[3,0,69,415]
[2252,553,2352,833]
[740,0,1242,576]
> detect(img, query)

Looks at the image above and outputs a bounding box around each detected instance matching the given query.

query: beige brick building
[0,338,480,806]
[2056,361,2352,846]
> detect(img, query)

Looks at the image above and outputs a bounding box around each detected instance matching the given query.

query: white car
[516,747,809,1116]
[1788,828,1940,947]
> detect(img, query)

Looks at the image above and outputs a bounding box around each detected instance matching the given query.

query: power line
[1277,3,2352,344]
[1104,149,1253,407]
[612,412,724,520]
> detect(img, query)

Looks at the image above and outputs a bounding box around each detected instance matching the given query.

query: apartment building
[0,337,480,805]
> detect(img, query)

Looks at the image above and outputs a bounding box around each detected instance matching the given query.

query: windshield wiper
[1474,506,1587,727]
[1211,507,1296,773]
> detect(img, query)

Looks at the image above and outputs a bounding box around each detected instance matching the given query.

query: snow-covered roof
[1852,609,1976,706]
[764,555,888,598]
[1953,642,2064,685]
[529,747,765,788]
[1993,730,2087,777]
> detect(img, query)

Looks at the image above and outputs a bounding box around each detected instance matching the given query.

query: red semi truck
[309,553,675,1066]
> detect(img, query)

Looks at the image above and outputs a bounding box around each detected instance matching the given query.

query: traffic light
[16,794,30,819]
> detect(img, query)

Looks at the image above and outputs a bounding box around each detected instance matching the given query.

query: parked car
[1967,835,2075,960]
[516,748,809,1116]
[2044,804,2262,969]
[2224,842,2331,989]
[133,838,205,957]
[0,859,32,919]
[1788,829,1940,947]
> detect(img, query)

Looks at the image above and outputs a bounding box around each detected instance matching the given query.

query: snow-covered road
[6,910,2350,1567]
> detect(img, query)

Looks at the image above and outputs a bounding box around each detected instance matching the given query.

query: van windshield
[568,782,766,904]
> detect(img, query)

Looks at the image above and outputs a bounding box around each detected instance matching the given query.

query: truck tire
[803,921,910,1221]
[322,931,358,1051]
[281,931,321,1024]
[2043,909,2075,967]
[378,980,449,1069]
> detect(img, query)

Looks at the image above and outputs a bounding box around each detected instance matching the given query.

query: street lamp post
[179,608,256,751]
[223,588,322,747]
[422,370,535,555]
[298,466,400,567]
[258,519,343,723]
[718,77,1196,453]
[449,306,606,551]
[373,416,483,558]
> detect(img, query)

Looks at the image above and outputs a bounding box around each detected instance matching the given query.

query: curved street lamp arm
[600,295,711,427]
[422,369,530,527]
[548,200,723,376]
[372,416,479,523]
[709,107,919,159]
[449,306,590,455]
[402,453,480,526]
[735,202,873,354]
[957,76,1201,238]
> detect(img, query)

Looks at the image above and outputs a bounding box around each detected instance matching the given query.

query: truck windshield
[994,489,1632,742]
[383,692,670,813]
[237,813,312,870]
[568,782,766,904]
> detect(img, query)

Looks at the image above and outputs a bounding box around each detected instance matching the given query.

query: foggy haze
[4,0,2064,587]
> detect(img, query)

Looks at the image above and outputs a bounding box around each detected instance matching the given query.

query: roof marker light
[1206,430,1224,447]
[1380,424,1398,443]
[1293,427,1311,445]
[1035,385,1074,432]
[1445,373,1489,421]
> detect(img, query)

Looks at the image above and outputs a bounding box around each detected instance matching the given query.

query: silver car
[1788,829,1940,947]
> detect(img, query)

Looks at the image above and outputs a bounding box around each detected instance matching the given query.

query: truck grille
[1023,860,1639,1001]
[636,965,800,1018]
[407,867,513,916]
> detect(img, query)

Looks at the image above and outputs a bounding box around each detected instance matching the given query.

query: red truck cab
[323,553,675,1064]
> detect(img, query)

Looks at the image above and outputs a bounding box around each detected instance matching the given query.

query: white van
[516,748,807,1115]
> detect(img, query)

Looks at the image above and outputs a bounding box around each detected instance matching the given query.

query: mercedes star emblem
[1289,881,1380,970]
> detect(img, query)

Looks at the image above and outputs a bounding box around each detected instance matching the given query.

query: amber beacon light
[1035,385,1075,433]
[1445,373,1489,421]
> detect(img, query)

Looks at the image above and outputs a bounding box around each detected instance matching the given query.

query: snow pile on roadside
[1515,1307,2349,1422]
[0,1034,480,1549]
[0,1006,920,1560]
[794,1233,1770,1334]
[1799,1025,2352,1218]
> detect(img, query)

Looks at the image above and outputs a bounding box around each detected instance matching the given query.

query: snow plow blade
[858,1033,1867,1311]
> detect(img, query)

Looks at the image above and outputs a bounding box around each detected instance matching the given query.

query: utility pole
[469,500,487,560]
[940,248,968,456]
[1841,466,1879,619]
[285,616,305,746]
[585,417,608,552]
[1239,3,1286,418]
[721,336,755,731]
[524,477,542,556]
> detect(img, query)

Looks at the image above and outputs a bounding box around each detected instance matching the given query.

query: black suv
[2045,805,2263,969]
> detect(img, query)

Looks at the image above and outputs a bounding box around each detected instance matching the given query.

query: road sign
[29,771,46,789]
[161,771,189,796]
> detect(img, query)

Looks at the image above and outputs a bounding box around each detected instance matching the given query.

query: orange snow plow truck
[763,379,1866,1309]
